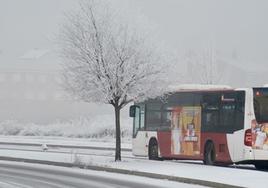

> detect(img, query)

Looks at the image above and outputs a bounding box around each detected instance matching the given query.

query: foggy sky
[1,0,268,72]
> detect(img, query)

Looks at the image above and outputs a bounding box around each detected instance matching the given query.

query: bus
[129,85,268,169]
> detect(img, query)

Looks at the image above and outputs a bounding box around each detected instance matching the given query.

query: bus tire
[148,139,159,160]
[204,141,216,165]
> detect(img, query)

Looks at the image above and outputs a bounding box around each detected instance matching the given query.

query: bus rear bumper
[239,148,268,164]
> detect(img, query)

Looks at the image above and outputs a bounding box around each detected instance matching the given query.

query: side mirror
[129,105,138,117]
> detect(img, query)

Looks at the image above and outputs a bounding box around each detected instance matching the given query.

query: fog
[1,0,268,72]
[0,0,268,123]
[131,0,268,72]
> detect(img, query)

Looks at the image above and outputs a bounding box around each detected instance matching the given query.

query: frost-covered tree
[186,48,223,84]
[59,1,167,161]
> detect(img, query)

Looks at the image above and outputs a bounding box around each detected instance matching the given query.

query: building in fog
[0,49,109,124]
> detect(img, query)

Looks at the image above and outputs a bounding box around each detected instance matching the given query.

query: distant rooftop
[0,48,61,72]
[20,49,50,59]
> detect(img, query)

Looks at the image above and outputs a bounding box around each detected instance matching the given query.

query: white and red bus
[129,85,268,169]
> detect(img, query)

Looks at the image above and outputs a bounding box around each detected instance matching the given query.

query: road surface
[0,161,204,188]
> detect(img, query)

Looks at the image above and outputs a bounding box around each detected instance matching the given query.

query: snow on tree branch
[58,0,168,108]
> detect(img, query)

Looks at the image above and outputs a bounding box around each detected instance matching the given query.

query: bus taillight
[244,129,252,146]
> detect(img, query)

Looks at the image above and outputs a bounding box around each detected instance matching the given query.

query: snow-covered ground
[0,136,267,188]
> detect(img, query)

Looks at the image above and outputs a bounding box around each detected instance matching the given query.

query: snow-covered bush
[0,115,132,139]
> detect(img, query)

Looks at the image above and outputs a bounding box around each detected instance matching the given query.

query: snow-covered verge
[0,115,132,139]
[0,138,267,188]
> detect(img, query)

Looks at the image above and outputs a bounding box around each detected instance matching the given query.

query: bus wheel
[149,139,159,160]
[204,142,216,165]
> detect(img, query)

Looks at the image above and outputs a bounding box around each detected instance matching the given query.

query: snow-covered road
[0,136,267,188]
[0,161,204,188]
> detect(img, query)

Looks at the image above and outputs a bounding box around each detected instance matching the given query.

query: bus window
[146,103,161,130]
[234,91,245,131]
[202,93,220,132]
[254,88,268,123]
[219,92,236,132]
[162,105,172,129]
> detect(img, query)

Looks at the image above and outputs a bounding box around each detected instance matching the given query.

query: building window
[26,74,34,83]
[24,92,35,100]
[12,73,21,83]
[54,92,64,100]
[54,75,62,84]
[37,92,46,100]
[38,75,47,84]
[0,73,6,82]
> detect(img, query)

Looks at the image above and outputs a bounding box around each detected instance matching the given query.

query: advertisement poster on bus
[252,119,268,150]
[171,106,201,156]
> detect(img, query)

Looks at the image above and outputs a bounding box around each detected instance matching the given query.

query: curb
[0,156,245,188]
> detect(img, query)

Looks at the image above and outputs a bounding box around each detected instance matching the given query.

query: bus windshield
[254,88,268,123]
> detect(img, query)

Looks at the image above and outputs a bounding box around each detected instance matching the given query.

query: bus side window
[161,104,172,129]
[236,91,245,113]
[202,93,220,132]
[219,91,245,133]
[220,101,236,132]
[234,91,245,131]
[146,103,162,131]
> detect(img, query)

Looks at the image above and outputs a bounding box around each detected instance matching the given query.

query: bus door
[131,104,147,156]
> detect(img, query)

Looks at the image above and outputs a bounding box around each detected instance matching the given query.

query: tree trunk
[114,106,121,161]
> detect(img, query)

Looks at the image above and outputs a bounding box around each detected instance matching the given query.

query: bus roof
[168,84,233,92]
